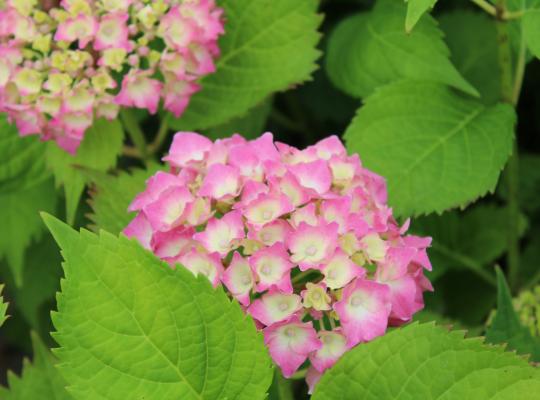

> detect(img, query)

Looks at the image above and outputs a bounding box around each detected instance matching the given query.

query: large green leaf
[405,0,437,32]
[86,165,160,235]
[312,323,540,399]
[486,268,540,361]
[344,80,515,217]
[413,205,526,282]
[46,119,124,224]
[326,0,476,99]
[439,11,501,105]
[0,332,72,399]
[43,214,273,400]
[0,284,7,327]
[170,0,322,130]
[0,116,58,286]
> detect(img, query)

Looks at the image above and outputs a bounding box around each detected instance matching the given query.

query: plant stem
[471,0,498,16]
[120,109,149,160]
[149,114,171,154]
[470,0,523,19]
[495,0,522,291]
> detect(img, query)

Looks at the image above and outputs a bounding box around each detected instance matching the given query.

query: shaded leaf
[344,80,515,217]
[326,0,476,99]
[86,165,160,235]
[486,268,540,361]
[405,0,437,33]
[0,284,7,327]
[170,0,322,130]
[0,332,72,399]
[0,116,57,286]
[204,97,273,140]
[413,205,527,282]
[46,119,124,224]
[439,11,501,104]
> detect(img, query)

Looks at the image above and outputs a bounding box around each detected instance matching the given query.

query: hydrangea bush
[0,0,223,153]
[124,131,433,388]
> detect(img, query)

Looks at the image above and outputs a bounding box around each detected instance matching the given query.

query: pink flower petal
[163,132,213,168]
[264,317,321,378]
[250,243,293,293]
[333,278,391,346]
[222,252,254,306]
[247,291,301,327]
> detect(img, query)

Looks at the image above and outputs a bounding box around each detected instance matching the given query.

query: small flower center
[261,232,272,242]
[219,239,229,249]
[262,210,273,220]
[241,273,252,286]
[261,264,272,275]
[284,327,295,337]
[311,291,321,300]
[306,245,317,257]
[279,301,289,311]
[327,269,337,279]
[351,295,362,307]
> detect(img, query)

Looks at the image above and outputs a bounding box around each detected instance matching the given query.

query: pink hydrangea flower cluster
[124,132,433,390]
[0,0,223,153]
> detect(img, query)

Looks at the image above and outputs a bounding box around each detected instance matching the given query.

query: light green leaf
[326,0,477,99]
[0,284,8,327]
[486,268,540,361]
[203,97,273,140]
[405,0,437,33]
[439,11,501,105]
[46,118,124,224]
[312,323,540,399]
[170,0,322,131]
[43,214,273,400]
[523,10,540,59]
[413,205,527,282]
[344,80,515,217]
[86,165,160,235]
[0,332,72,399]
[0,115,58,286]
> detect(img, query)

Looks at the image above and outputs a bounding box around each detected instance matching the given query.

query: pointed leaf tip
[40,213,79,252]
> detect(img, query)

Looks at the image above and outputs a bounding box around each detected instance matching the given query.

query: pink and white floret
[0,0,224,153]
[124,132,433,390]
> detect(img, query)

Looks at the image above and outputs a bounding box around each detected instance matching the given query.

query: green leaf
[523,10,540,60]
[0,332,72,399]
[312,323,540,399]
[0,284,8,327]
[413,205,527,282]
[0,235,63,334]
[486,268,540,361]
[267,370,294,400]
[46,118,124,224]
[86,165,160,235]
[344,80,515,217]
[326,0,477,99]
[43,214,273,400]
[405,0,437,33]
[0,116,58,286]
[203,97,273,140]
[499,154,540,215]
[439,11,501,105]
[170,0,322,131]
